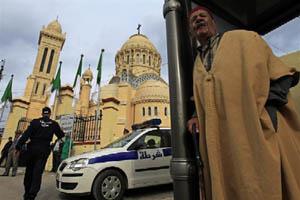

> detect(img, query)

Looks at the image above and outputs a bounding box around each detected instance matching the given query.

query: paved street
[0,167,173,200]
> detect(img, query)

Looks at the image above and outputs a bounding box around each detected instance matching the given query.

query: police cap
[42,106,51,114]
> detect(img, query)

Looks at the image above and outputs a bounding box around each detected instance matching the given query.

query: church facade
[2,19,299,163]
[0,20,171,157]
[72,31,171,154]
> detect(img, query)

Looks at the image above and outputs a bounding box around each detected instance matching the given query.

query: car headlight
[69,158,89,171]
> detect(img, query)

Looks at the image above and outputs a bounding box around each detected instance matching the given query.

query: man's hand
[187,117,200,133]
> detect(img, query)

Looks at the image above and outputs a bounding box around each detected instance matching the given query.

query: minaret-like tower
[79,67,93,116]
[24,20,66,119]
[1,20,66,149]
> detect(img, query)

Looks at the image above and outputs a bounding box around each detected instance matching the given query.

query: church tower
[0,19,66,150]
[24,20,66,119]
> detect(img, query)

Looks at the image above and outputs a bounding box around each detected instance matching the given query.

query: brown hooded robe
[193,30,300,200]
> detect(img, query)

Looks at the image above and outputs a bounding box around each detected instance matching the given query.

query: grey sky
[0,0,167,99]
[0,0,299,103]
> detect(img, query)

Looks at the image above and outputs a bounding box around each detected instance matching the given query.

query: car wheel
[92,169,126,200]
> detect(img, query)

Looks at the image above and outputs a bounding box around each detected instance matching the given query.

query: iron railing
[16,114,102,143]
[72,115,101,142]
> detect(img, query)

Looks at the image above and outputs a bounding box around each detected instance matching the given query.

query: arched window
[149,56,151,65]
[46,49,55,73]
[42,84,47,95]
[148,107,151,116]
[154,107,158,116]
[143,55,145,64]
[142,107,145,116]
[136,54,139,63]
[35,82,40,94]
[164,107,168,116]
[39,48,48,72]
[127,55,129,64]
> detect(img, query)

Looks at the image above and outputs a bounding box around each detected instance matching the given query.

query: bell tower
[24,19,66,119]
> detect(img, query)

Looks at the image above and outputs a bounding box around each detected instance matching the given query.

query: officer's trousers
[23,150,49,200]
[51,151,61,172]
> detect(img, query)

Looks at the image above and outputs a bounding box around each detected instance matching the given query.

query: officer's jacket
[16,117,65,153]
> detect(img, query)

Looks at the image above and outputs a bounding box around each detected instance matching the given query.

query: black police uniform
[16,115,64,200]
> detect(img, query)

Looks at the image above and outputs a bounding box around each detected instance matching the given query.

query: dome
[121,34,157,52]
[46,20,62,33]
[100,84,118,99]
[134,80,169,103]
[82,68,93,80]
[109,76,121,84]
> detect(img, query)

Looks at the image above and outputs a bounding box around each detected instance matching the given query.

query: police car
[56,119,172,200]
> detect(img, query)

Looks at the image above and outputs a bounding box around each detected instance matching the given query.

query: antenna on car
[131,118,161,130]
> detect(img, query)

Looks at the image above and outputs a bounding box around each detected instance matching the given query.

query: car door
[158,129,172,183]
[128,129,172,187]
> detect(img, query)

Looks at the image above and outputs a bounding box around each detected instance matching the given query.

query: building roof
[134,80,169,103]
[82,67,93,80]
[120,34,158,52]
[46,19,62,33]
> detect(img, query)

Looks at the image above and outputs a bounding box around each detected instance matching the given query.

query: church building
[0,19,171,157]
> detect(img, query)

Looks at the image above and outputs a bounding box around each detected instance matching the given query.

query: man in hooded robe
[187,6,300,200]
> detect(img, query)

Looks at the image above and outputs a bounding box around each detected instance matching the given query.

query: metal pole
[68,114,74,158]
[0,101,7,122]
[94,83,101,150]
[53,90,58,120]
[0,59,5,82]
[163,0,198,200]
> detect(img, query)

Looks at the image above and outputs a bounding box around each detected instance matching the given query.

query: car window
[128,129,171,150]
[105,129,143,148]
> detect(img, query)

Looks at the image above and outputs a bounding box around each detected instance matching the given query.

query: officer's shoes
[1,173,8,176]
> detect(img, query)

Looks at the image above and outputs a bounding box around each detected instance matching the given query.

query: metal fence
[16,114,102,143]
[72,115,101,142]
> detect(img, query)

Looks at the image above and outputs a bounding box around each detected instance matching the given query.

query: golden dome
[134,80,169,103]
[46,20,62,33]
[121,34,157,52]
[82,68,93,80]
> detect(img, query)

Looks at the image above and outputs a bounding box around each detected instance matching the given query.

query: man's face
[42,113,51,118]
[189,9,216,41]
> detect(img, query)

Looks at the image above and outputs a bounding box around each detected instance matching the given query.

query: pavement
[0,167,173,200]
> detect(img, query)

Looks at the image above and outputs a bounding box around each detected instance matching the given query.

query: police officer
[16,107,65,200]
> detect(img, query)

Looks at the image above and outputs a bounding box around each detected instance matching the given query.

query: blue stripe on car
[162,147,172,156]
[88,151,138,164]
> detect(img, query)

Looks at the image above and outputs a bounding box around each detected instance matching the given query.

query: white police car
[56,122,172,200]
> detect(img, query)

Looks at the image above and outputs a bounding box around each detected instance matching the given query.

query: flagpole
[53,90,58,120]
[94,84,101,150]
[0,101,7,123]
[0,74,13,123]
[94,49,104,150]
[52,61,62,120]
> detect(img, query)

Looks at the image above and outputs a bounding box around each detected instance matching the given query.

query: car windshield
[104,129,144,148]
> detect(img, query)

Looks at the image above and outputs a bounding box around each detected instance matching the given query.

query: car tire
[92,169,126,200]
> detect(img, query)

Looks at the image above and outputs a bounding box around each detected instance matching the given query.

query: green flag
[51,61,62,93]
[72,54,84,88]
[96,49,105,85]
[1,75,13,103]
